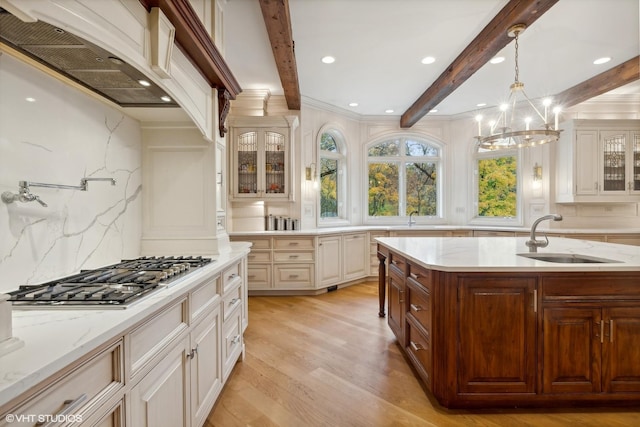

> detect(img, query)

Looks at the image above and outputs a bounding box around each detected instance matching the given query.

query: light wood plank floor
[205,282,639,426]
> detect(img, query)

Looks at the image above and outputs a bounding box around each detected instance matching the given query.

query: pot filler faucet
[1,177,116,208]
[525,214,563,252]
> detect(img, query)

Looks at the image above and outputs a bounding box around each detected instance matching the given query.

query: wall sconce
[306,163,318,189]
[305,163,314,181]
[533,163,543,181]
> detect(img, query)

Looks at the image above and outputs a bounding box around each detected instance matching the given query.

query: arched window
[319,130,346,221]
[473,145,521,223]
[366,137,441,220]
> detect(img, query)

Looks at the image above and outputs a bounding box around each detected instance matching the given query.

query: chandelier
[475,24,561,151]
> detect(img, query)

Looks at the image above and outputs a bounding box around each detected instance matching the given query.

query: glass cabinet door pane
[602,133,626,191]
[237,131,258,194]
[634,133,640,191]
[264,131,285,194]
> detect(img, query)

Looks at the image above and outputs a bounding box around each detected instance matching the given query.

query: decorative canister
[275,216,285,230]
[265,214,275,231]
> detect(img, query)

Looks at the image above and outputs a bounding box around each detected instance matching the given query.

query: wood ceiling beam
[400,0,559,128]
[554,56,639,108]
[259,0,301,110]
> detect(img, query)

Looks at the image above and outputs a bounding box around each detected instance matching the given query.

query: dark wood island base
[377,243,640,409]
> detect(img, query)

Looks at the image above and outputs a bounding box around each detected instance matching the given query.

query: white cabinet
[318,235,342,287]
[129,336,191,427]
[556,120,640,203]
[342,233,367,281]
[229,116,299,201]
[317,232,367,288]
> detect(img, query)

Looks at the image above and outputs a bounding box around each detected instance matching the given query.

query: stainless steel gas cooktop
[7,256,213,309]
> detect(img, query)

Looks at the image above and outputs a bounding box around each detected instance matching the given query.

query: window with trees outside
[319,131,345,220]
[475,146,519,220]
[367,137,441,219]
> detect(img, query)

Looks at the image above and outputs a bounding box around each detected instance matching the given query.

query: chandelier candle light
[475,24,562,151]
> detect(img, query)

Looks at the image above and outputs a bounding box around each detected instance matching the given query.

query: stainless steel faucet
[526,214,563,252]
[408,210,418,227]
[1,177,116,208]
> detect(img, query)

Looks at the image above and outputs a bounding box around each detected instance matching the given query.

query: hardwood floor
[205,282,639,426]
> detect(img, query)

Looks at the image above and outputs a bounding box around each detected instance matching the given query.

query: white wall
[0,53,142,293]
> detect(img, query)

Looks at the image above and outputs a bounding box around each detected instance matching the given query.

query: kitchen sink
[517,253,620,263]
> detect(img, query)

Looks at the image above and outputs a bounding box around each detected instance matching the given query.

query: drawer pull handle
[231,335,241,345]
[289,274,299,278]
[228,273,238,280]
[35,393,87,426]
[289,255,299,259]
[410,341,425,352]
[410,303,424,312]
[289,242,299,246]
[409,272,421,280]
[229,297,241,306]
[610,319,614,343]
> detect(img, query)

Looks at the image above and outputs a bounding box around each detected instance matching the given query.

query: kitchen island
[376,236,640,408]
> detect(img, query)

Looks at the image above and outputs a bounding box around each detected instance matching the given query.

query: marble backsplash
[0,52,142,293]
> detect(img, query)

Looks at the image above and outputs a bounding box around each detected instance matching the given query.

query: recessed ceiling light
[385,109,394,114]
[429,109,438,113]
[421,56,436,65]
[348,102,358,107]
[25,97,36,102]
[593,57,611,65]
[161,95,172,102]
[490,56,505,64]
[138,79,151,87]
[321,56,335,64]
[476,103,487,107]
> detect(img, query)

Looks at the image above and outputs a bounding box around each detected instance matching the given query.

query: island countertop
[375,236,640,272]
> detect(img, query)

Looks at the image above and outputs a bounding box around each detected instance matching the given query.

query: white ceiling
[223,0,640,118]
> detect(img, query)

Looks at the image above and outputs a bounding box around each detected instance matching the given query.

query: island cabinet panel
[455,277,537,394]
[602,307,640,393]
[387,262,406,342]
[542,308,602,393]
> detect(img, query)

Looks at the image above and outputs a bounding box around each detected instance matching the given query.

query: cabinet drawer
[247,264,272,289]
[6,340,124,425]
[222,282,242,322]
[248,251,271,263]
[541,275,640,301]
[190,275,220,323]
[389,253,406,276]
[274,237,314,250]
[222,310,243,381]
[406,320,432,388]
[129,298,188,378]
[247,238,272,250]
[406,280,432,333]
[273,264,314,288]
[222,262,241,293]
[273,251,314,262]
[408,263,432,289]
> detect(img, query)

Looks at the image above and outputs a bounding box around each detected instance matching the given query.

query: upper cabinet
[229,116,298,201]
[555,120,640,203]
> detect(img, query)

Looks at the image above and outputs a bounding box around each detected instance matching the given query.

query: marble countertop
[229,225,640,236]
[0,243,251,408]
[376,236,640,272]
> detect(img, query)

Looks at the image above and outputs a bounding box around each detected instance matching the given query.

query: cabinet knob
[409,341,425,352]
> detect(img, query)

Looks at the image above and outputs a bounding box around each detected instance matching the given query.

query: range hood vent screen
[0,9,178,107]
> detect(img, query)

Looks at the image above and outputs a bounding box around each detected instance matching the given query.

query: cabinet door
[457,277,536,394]
[190,308,222,427]
[130,337,190,427]
[263,130,287,197]
[631,131,640,192]
[542,307,602,393]
[235,129,259,196]
[388,269,405,343]
[575,130,599,195]
[603,307,640,393]
[317,236,342,287]
[600,130,628,193]
[342,233,367,280]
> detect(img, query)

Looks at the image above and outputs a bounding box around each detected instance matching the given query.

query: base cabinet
[543,306,640,394]
[129,337,190,427]
[378,244,640,408]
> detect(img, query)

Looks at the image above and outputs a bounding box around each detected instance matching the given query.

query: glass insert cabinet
[229,115,298,201]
